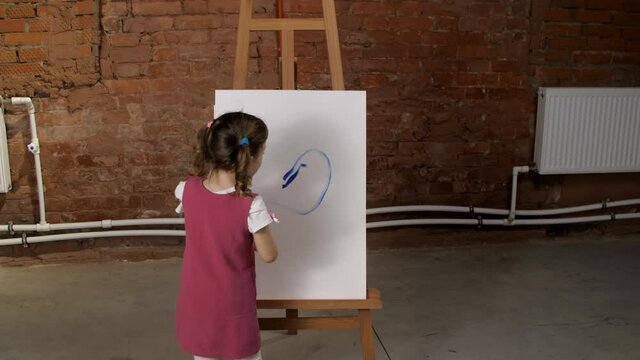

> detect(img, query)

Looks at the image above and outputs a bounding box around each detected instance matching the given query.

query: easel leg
[321,0,345,90]
[281,30,295,90]
[233,0,253,89]
[286,309,299,335]
[359,309,375,360]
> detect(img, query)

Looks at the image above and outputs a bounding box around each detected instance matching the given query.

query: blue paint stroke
[272,149,332,215]
[282,163,306,189]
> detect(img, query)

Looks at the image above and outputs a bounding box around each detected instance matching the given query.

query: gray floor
[1,234,639,360]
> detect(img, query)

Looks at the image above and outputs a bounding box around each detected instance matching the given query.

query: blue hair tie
[240,137,250,146]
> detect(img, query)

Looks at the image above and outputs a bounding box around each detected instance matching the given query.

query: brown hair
[192,112,268,196]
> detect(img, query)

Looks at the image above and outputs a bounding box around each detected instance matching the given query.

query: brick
[110,33,140,47]
[113,63,144,78]
[397,1,422,16]
[623,27,640,40]
[6,5,36,19]
[543,23,582,36]
[576,10,612,23]
[101,16,121,32]
[132,2,182,16]
[544,8,575,21]
[0,62,44,76]
[0,19,25,32]
[207,0,241,13]
[103,79,150,94]
[77,57,97,74]
[622,0,640,12]
[151,30,216,46]
[577,68,613,82]
[110,45,152,63]
[552,0,585,8]
[52,31,76,45]
[174,15,222,30]
[421,31,458,45]
[102,2,128,16]
[18,47,46,62]
[101,110,131,125]
[458,45,498,59]
[350,2,395,15]
[585,0,623,10]
[0,6,5,19]
[72,15,98,30]
[74,1,95,15]
[548,37,587,50]
[27,18,51,32]
[3,32,47,45]
[583,24,621,38]
[147,61,190,77]
[537,67,575,82]
[123,17,173,33]
[613,14,640,26]
[152,47,177,61]
[613,52,640,64]
[572,51,611,64]
[50,44,92,59]
[492,59,524,72]
[0,49,16,63]
[184,0,208,14]
[628,41,640,51]
[587,38,625,50]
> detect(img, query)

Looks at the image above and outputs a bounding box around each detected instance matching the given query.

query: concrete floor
[1,234,639,360]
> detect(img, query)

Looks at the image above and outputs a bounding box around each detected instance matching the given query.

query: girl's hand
[253,226,277,263]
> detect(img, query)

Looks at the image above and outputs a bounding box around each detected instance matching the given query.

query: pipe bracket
[8,221,15,235]
[21,233,29,248]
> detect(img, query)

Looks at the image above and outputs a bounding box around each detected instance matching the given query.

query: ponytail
[235,141,253,196]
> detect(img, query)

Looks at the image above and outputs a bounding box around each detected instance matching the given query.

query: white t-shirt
[174,181,273,234]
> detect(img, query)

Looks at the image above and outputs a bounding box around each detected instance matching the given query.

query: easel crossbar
[259,316,360,330]
[250,18,325,31]
[257,289,382,310]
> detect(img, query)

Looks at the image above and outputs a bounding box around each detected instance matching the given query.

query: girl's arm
[253,226,277,263]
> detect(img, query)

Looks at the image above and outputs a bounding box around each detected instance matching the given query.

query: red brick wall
[1,0,639,254]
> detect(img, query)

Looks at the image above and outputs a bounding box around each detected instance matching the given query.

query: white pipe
[0,218,185,233]
[508,166,530,223]
[0,211,637,246]
[366,212,640,229]
[111,218,184,226]
[11,97,46,225]
[367,205,509,216]
[0,230,185,247]
[366,198,640,217]
[1,211,638,245]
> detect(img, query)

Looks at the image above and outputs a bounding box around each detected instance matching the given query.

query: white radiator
[534,87,640,175]
[0,103,11,193]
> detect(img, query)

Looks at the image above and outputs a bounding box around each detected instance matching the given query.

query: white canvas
[214,90,367,300]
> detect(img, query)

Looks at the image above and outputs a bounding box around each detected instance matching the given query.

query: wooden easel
[232,1,383,359]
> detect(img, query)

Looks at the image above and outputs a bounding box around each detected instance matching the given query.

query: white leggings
[194,351,262,360]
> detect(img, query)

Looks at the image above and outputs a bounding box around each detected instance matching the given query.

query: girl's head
[192,112,268,196]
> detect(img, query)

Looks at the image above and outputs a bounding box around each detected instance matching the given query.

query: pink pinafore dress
[176,176,260,358]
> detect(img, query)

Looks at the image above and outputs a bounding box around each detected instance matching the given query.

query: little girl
[175,112,278,360]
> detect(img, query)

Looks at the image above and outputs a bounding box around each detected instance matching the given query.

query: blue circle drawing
[272,149,332,215]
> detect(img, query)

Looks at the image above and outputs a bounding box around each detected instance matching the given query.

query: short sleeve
[174,181,186,214]
[248,195,273,233]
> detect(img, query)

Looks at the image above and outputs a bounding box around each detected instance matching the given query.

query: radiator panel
[534,88,640,175]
